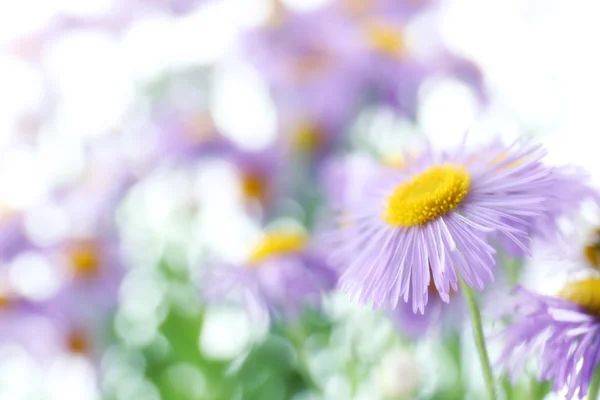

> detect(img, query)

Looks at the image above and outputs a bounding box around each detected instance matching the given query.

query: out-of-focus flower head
[378,347,422,399]
[337,0,486,117]
[244,3,366,159]
[226,145,284,214]
[245,0,487,166]
[493,164,600,258]
[497,205,600,399]
[146,105,230,166]
[0,206,34,263]
[0,138,135,364]
[42,234,122,356]
[498,282,600,400]
[325,137,562,314]
[318,153,382,215]
[203,225,337,324]
[0,286,66,362]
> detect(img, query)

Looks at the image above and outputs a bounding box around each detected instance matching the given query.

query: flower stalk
[459,276,497,400]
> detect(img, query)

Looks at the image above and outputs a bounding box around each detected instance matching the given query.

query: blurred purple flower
[146,108,231,166]
[498,283,600,399]
[246,0,487,140]
[0,142,133,362]
[319,154,380,212]
[0,296,65,362]
[0,212,34,263]
[343,9,487,117]
[227,146,285,213]
[495,166,600,258]
[203,229,337,324]
[244,7,367,157]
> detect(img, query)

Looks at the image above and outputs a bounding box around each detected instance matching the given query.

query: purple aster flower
[498,282,600,399]
[326,138,558,314]
[203,228,337,323]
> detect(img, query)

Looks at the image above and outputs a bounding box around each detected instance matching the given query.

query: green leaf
[237,335,297,384]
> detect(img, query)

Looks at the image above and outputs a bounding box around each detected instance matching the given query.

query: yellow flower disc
[558,278,600,316]
[241,173,266,201]
[249,231,307,265]
[382,164,471,227]
[365,20,406,57]
[70,241,100,278]
[583,228,600,269]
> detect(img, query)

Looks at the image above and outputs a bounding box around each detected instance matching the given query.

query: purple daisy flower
[498,282,600,399]
[203,228,337,323]
[327,138,558,314]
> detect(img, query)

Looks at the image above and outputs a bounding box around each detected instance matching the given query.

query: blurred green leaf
[236,336,297,383]
[241,376,286,400]
[143,305,234,400]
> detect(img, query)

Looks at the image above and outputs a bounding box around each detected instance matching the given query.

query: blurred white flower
[523,199,600,296]
[378,348,421,400]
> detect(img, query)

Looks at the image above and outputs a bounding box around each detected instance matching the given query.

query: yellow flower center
[382,164,471,227]
[69,241,100,279]
[558,278,600,316]
[241,173,266,201]
[583,228,600,269]
[67,329,90,354]
[292,122,322,154]
[0,293,11,310]
[365,20,406,57]
[249,232,307,264]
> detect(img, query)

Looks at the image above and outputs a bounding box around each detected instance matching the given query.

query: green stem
[286,326,320,392]
[588,364,600,400]
[459,276,497,400]
[500,252,520,288]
